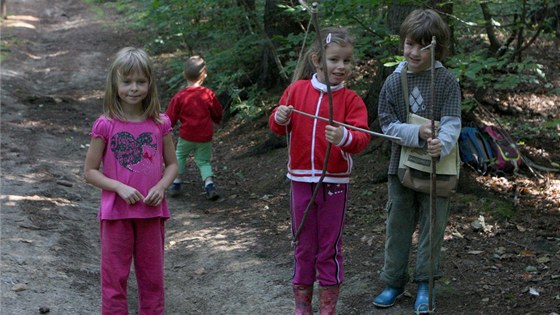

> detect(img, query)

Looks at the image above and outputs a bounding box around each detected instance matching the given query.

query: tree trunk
[234,0,302,90]
[1,0,6,19]
[261,0,306,88]
[364,3,415,130]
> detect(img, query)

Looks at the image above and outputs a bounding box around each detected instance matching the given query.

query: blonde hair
[103,47,162,122]
[399,9,450,60]
[291,27,355,82]
[183,55,207,82]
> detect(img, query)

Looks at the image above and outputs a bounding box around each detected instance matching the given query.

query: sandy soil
[1,1,559,314]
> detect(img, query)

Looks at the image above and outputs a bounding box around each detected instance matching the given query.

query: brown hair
[291,26,355,82]
[183,55,207,82]
[399,9,450,60]
[104,47,162,122]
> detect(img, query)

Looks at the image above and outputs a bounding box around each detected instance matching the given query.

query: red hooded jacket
[269,76,370,183]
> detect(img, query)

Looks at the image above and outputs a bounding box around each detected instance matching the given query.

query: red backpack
[483,125,522,173]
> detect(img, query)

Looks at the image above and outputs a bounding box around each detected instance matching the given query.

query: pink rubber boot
[293,284,313,315]
[319,285,340,315]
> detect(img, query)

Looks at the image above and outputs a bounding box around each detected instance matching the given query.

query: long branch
[290,108,401,141]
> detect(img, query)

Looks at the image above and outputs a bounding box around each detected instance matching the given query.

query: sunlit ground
[1,194,73,207]
[1,14,38,29]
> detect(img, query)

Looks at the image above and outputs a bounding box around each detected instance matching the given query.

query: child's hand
[275,105,293,124]
[325,125,344,145]
[419,123,434,141]
[116,184,145,205]
[427,137,442,157]
[144,185,166,207]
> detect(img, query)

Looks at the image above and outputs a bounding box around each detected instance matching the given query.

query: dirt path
[2,1,559,315]
[2,0,123,313]
[0,0,296,314]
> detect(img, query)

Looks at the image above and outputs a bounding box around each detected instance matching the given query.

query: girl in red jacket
[269,27,370,314]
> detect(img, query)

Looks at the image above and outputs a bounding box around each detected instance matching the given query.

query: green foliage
[475,197,514,219]
[96,0,259,119]
[226,85,270,120]
[447,51,544,91]
[455,194,514,220]
[510,118,560,141]
[315,0,397,62]
[91,0,556,121]
[162,57,186,94]
[383,55,406,68]
[148,0,248,54]
[460,97,478,113]
[274,32,312,79]
[360,189,374,197]
[0,39,11,62]
[447,0,555,92]
[543,118,560,130]
[490,200,515,220]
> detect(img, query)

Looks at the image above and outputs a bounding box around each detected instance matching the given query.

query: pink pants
[290,181,347,287]
[100,218,166,315]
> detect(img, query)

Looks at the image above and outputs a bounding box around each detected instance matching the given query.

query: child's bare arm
[144,134,178,206]
[84,137,144,205]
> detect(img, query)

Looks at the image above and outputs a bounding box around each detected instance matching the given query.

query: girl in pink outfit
[269,27,370,314]
[84,47,178,315]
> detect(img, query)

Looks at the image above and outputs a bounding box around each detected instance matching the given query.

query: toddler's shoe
[168,183,181,197]
[373,286,404,308]
[205,183,219,200]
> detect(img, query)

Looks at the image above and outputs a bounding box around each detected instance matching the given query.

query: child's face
[404,36,431,73]
[313,43,353,86]
[117,70,149,107]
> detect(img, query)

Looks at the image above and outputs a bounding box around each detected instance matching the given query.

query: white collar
[311,73,345,93]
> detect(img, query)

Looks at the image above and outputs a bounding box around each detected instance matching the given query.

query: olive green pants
[380,175,450,288]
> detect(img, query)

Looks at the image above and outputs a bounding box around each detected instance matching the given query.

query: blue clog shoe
[372,286,404,308]
[414,282,435,314]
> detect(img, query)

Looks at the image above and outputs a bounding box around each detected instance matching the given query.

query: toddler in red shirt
[165,56,223,200]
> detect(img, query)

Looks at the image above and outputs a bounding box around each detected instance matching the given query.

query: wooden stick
[291,1,332,248]
[428,35,437,314]
[290,108,402,142]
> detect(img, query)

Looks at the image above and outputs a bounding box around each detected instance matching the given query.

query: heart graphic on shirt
[110,132,157,174]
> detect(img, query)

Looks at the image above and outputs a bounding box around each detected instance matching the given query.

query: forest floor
[1,0,559,314]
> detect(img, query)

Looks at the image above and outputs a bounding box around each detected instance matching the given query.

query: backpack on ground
[483,125,522,173]
[459,127,494,175]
